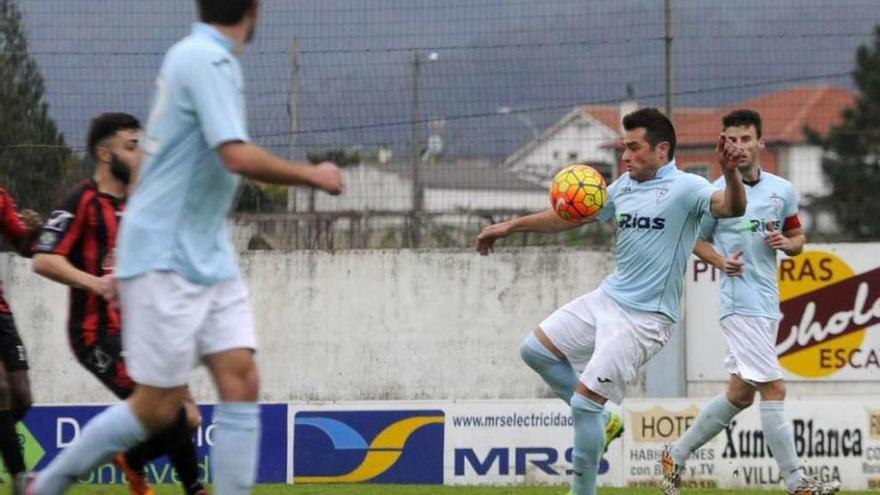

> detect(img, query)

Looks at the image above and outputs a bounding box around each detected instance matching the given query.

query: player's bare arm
[32,254,115,301]
[693,239,744,277]
[765,222,805,257]
[709,134,747,218]
[219,141,344,194]
[476,208,593,255]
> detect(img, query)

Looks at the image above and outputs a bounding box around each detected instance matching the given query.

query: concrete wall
[1,249,617,404]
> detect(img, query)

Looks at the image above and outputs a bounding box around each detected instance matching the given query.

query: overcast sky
[16,0,880,159]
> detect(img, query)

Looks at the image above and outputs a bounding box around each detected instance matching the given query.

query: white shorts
[539,288,672,404]
[119,271,257,388]
[720,314,783,384]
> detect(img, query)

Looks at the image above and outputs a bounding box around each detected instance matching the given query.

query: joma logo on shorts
[616,213,666,230]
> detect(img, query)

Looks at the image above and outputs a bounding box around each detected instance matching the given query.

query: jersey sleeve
[184,53,250,149]
[698,215,717,241]
[690,175,716,218]
[783,183,799,218]
[0,190,32,251]
[35,190,87,257]
[595,176,621,223]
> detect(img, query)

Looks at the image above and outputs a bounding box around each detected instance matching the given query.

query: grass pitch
[65,485,872,495]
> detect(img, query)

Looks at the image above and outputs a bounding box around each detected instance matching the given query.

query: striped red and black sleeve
[35,183,94,257]
[0,188,34,254]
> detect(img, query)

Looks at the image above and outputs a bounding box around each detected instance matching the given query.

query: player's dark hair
[722,109,763,139]
[622,107,677,160]
[87,113,141,159]
[197,0,255,25]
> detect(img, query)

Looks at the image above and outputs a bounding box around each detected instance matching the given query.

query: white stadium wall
[4,243,879,405]
[1,249,616,404]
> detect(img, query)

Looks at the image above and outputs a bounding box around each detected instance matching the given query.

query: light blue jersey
[699,171,798,319]
[598,161,716,321]
[117,23,248,284]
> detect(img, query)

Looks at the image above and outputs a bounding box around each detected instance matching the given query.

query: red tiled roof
[581,85,856,147]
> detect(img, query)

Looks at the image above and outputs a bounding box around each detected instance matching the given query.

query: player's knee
[217,363,260,402]
[727,389,755,409]
[519,335,540,369]
[758,380,786,401]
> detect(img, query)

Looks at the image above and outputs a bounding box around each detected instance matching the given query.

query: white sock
[34,402,147,495]
[760,401,804,491]
[671,393,741,465]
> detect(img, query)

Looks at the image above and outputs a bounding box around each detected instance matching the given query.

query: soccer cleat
[787,474,841,495]
[660,446,683,495]
[604,411,624,453]
[114,453,155,495]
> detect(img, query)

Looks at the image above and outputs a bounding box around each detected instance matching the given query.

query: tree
[807,26,880,239]
[0,0,76,214]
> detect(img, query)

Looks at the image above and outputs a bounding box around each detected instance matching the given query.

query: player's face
[101,129,142,185]
[723,125,764,171]
[621,128,669,182]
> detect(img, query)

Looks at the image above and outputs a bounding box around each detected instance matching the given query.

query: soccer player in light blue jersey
[662,110,839,495]
[476,108,747,495]
[29,2,343,495]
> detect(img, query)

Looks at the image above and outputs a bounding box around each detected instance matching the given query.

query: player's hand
[476,222,511,256]
[19,209,42,230]
[716,134,745,173]
[723,251,744,277]
[764,221,790,252]
[93,274,118,303]
[311,161,344,195]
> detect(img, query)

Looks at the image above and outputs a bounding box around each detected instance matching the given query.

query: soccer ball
[549,164,608,222]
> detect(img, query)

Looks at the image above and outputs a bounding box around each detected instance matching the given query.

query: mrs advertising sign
[686,244,880,381]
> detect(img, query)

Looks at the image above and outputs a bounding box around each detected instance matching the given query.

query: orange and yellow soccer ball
[550,164,608,222]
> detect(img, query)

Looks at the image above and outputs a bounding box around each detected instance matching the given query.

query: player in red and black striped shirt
[0,188,40,493]
[33,114,205,495]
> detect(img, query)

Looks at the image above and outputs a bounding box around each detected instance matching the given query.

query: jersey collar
[192,23,235,54]
[655,159,677,179]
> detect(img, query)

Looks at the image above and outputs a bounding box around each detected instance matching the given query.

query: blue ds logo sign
[293,410,444,484]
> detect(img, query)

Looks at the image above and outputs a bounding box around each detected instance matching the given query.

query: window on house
[552,151,560,159]
[568,151,579,161]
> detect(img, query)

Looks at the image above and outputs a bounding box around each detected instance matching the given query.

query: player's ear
[757,137,765,151]
[94,146,111,165]
[656,141,670,161]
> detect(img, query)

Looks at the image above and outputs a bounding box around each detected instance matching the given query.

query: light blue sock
[212,402,261,495]
[34,402,147,495]
[520,332,577,404]
[570,394,605,495]
[671,393,741,465]
[760,401,804,492]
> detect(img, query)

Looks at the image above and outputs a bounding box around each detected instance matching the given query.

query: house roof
[543,85,856,152]
[378,161,545,192]
[669,85,856,146]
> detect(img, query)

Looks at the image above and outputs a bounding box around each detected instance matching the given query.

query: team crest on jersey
[769,194,784,212]
[656,187,670,203]
[45,210,73,232]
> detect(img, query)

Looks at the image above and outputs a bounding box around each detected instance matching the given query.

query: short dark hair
[197,0,254,25]
[87,113,141,159]
[722,109,763,139]
[622,107,677,160]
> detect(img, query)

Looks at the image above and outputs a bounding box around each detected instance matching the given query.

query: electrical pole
[410,50,424,248]
[287,39,301,212]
